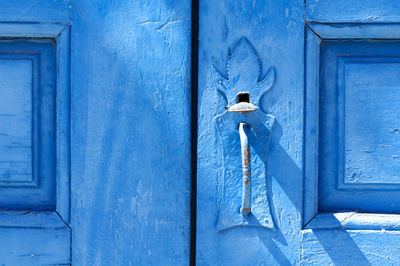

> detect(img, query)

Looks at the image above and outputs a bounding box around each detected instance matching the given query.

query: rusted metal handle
[239,123,251,216]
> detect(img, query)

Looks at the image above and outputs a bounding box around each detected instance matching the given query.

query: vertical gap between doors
[190,0,199,265]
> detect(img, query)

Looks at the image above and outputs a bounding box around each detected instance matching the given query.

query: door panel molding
[304,23,400,227]
[0,22,70,225]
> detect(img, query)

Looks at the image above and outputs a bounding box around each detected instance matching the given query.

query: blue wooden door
[197,0,400,265]
[0,0,192,265]
[3,0,400,265]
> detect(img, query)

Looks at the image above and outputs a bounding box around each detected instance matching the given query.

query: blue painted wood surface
[0,228,70,265]
[0,2,71,265]
[0,0,71,23]
[198,1,400,265]
[0,55,34,183]
[197,0,304,264]
[215,109,275,231]
[319,40,400,213]
[0,0,191,264]
[302,230,400,265]
[303,1,400,265]
[0,39,57,211]
[71,1,192,265]
[307,0,400,23]
[210,37,276,231]
[3,0,400,265]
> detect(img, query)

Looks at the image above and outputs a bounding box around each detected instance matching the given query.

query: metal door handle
[239,123,251,216]
[214,38,276,230]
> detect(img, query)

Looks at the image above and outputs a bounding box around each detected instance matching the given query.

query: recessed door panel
[319,40,400,213]
[304,8,400,263]
[343,59,400,186]
[0,39,56,210]
[0,17,71,264]
[0,58,33,183]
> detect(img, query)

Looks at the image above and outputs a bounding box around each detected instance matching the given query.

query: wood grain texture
[309,23,400,39]
[302,230,400,265]
[0,23,68,38]
[306,0,400,23]
[71,1,192,265]
[0,39,57,211]
[0,227,70,265]
[0,58,33,183]
[305,213,400,231]
[0,0,71,23]
[318,41,400,213]
[0,20,71,265]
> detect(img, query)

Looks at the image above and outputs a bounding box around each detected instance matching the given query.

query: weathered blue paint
[198,0,400,265]
[303,1,400,265]
[0,39,56,210]
[215,37,276,110]
[71,0,192,265]
[0,0,191,265]
[197,0,304,263]
[239,123,251,216]
[306,0,400,23]
[215,108,275,232]
[212,38,276,232]
[3,1,400,265]
[305,212,400,231]
[319,40,400,212]
[0,2,71,264]
[0,0,70,23]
